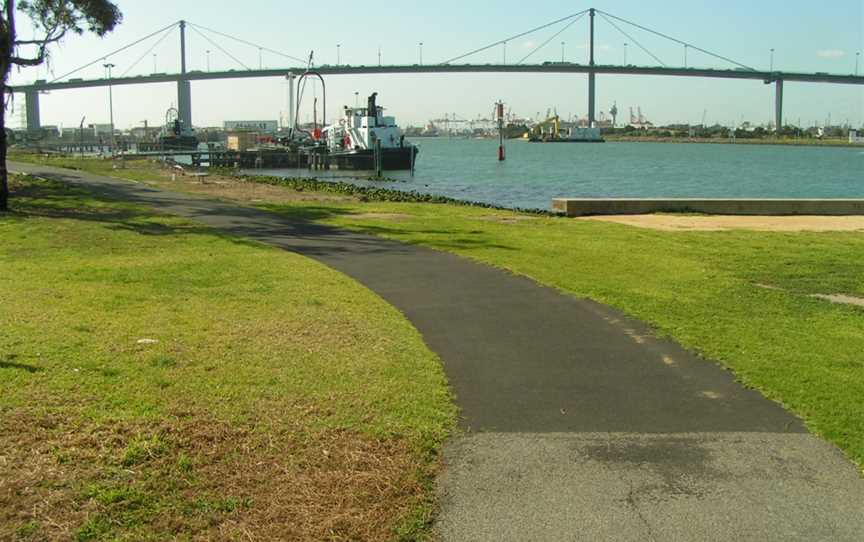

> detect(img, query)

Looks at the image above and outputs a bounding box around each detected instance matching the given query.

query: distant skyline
[8,0,864,129]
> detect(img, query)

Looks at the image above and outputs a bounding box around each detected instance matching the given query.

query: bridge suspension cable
[597,12,667,67]
[187,22,307,65]
[597,9,755,71]
[49,21,180,83]
[441,9,589,65]
[517,11,587,64]
[120,25,177,77]
[188,24,251,71]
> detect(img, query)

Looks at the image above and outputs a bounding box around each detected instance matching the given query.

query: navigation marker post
[496,101,505,161]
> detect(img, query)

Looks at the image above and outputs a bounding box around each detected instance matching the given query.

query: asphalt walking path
[11,162,864,541]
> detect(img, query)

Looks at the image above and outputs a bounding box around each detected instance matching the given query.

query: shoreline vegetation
[4,152,864,537]
[601,135,860,147]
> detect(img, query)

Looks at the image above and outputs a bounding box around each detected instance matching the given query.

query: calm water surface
[251,138,864,211]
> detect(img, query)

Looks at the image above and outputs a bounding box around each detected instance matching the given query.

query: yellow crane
[525,114,561,141]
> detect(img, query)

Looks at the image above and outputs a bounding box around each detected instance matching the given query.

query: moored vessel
[324,93,418,170]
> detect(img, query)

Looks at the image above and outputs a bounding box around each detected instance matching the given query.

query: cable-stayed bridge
[10,8,864,132]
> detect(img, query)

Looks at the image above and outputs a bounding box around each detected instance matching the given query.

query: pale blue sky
[9,0,864,129]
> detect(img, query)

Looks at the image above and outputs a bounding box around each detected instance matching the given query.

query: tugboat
[323,93,418,170]
[159,107,199,151]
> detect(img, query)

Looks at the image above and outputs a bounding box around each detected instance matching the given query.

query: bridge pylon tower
[177,20,193,131]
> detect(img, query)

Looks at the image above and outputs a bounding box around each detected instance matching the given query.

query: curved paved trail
[11,162,864,541]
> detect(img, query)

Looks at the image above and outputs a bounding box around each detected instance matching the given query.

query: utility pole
[503,41,507,65]
[561,41,565,62]
[152,54,156,73]
[856,52,860,76]
[623,42,628,65]
[103,63,116,155]
[419,42,423,65]
[378,45,382,66]
[684,44,688,68]
[336,44,341,66]
[206,50,210,72]
[770,48,775,71]
[259,47,263,69]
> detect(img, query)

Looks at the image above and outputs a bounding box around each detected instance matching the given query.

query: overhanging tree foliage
[0,0,121,211]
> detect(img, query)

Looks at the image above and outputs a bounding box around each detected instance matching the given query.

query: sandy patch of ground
[754,283,864,308]
[581,215,864,232]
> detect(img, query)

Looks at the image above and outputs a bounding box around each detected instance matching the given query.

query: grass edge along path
[0,174,456,541]
[8,154,864,473]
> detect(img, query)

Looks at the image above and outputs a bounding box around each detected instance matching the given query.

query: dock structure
[552,198,864,217]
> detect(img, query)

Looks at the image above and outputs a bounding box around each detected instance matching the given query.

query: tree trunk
[0,82,8,212]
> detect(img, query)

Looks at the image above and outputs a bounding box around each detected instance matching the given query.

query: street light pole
[206,50,210,71]
[623,43,628,65]
[684,44,688,68]
[337,44,341,65]
[561,41,565,62]
[152,54,156,73]
[856,52,860,76]
[103,63,116,155]
[770,48,775,71]
[419,42,423,65]
[258,47,263,69]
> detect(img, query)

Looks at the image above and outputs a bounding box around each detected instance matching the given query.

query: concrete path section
[11,162,864,541]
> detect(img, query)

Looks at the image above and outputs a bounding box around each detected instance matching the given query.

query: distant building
[224,120,278,133]
[849,130,864,144]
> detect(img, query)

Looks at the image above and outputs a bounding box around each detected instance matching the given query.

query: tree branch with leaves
[0,0,121,211]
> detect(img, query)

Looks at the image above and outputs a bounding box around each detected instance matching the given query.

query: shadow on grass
[258,204,517,252]
[8,172,516,256]
[0,360,42,373]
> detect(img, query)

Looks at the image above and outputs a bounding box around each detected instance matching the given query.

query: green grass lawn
[6,153,864,477]
[0,174,455,541]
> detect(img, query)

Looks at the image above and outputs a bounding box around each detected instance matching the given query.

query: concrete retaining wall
[551,198,864,217]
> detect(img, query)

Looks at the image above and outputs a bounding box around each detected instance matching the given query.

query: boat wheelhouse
[324,92,418,170]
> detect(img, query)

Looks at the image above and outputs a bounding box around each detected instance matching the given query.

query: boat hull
[159,135,200,151]
[329,146,419,170]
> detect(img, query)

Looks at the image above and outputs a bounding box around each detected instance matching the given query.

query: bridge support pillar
[587,8,596,127]
[25,89,41,131]
[774,79,783,132]
[177,79,192,131]
[287,73,296,129]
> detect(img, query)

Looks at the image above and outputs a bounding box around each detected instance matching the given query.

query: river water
[251,138,864,211]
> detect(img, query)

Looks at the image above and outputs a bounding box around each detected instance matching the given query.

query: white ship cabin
[325,92,406,152]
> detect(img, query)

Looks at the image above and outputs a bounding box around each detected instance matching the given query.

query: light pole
[354,91,359,108]
[623,43,628,65]
[258,47,263,69]
[378,45,382,66]
[561,41,565,62]
[152,54,156,73]
[103,63,115,155]
[684,44,688,68]
[206,50,210,71]
[336,44,341,66]
[419,42,423,65]
[503,41,507,64]
[79,116,85,157]
[770,48,775,71]
[856,52,860,76]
